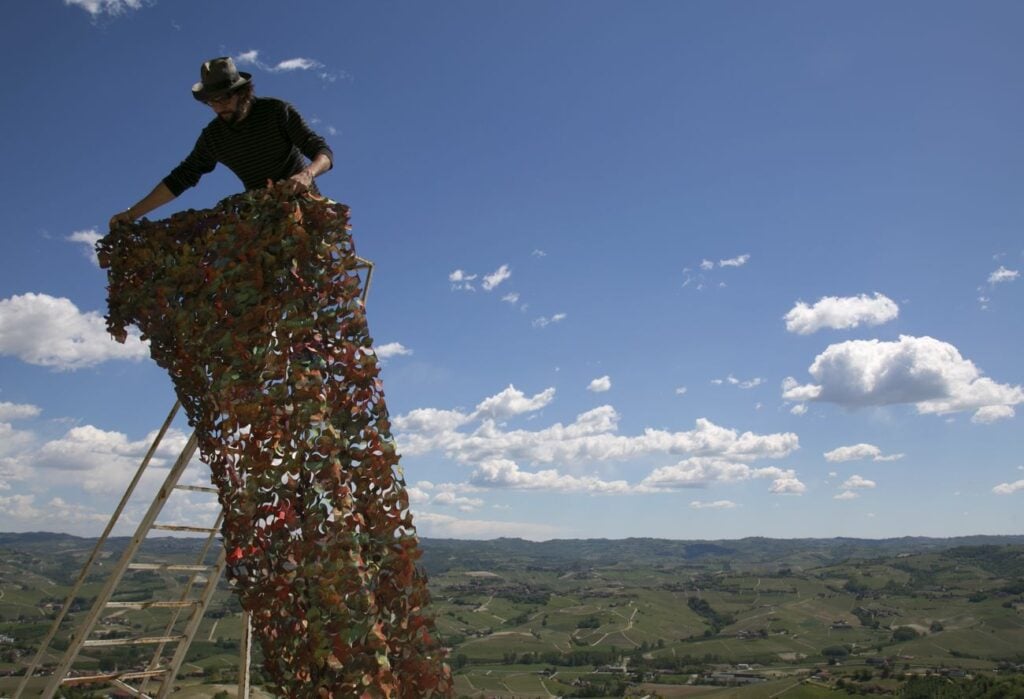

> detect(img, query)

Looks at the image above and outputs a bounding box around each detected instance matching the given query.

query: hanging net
[98,182,452,697]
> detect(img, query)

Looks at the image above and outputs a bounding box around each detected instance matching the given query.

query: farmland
[1,533,1023,697]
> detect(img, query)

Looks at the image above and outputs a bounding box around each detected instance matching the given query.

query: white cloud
[700,259,715,271]
[769,473,807,495]
[395,388,801,499]
[374,342,412,359]
[234,50,334,79]
[690,500,738,509]
[842,475,876,490]
[30,424,191,493]
[992,480,1024,495]
[411,511,557,540]
[781,376,823,401]
[502,293,520,305]
[474,385,555,420]
[639,460,802,495]
[66,229,102,266]
[532,249,547,258]
[675,387,688,396]
[824,443,903,463]
[0,293,150,370]
[482,264,512,291]
[782,335,1024,420]
[972,405,1015,424]
[448,269,477,291]
[790,404,808,416]
[719,254,750,268]
[784,293,899,335]
[0,402,41,421]
[471,459,630,494]
[588,376,612,393]
[988,266,1019,284]
[719,375,763,390]
[393,408,474,434]
[834,490,859,500]
[532,313,567,328]
[273,58,324,72]
[64,0,143,17]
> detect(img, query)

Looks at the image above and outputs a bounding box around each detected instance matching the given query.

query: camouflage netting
[98,182,452,698]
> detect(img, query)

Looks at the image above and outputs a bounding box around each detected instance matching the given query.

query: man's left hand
[289,169,314,190]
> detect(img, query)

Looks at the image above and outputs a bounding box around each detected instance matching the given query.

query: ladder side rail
[155,548,228,699]
[40,432,200,699]
[14,401,181,699]
[138,508,225,696]
[238,611,252,699]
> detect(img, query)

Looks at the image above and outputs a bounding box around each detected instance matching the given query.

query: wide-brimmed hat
[191,57,252,102]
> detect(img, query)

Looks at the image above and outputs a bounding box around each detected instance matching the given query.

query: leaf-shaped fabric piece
[98,182,452,698]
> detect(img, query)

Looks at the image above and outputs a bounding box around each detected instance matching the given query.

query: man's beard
[218,100,248,124]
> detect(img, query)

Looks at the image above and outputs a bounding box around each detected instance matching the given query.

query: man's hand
[109,209,135,229]
[289,169,314,190]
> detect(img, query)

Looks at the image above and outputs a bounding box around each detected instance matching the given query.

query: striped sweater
[163,97,333,196]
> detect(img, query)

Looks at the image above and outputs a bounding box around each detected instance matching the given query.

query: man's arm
[109,182,177,228]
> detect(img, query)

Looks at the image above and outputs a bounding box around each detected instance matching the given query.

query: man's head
[192,57,254,123]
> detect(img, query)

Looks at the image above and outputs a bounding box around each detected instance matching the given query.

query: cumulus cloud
[992,480,1024,495]
[768,473,807,494]
[639,460,803,495]
[972,405,1015,424]
[394,388,802,497]
[532,313,567,328]
[66,229,102,266]
[834,490,859,500]
[0,402,41,421]
[700,259,715,271]
[471,459,630,494]
[988,266,1019,285]
[502,293,520,305]
[588,376,612,393]
[719,254,750,268]
[784,293,899,335]
[30,424,192,493]
[448,269,477,291]
[532,249,547,258]
[64,0,143,17]
[790,404,808,416]
[482,264,511,291]
[782,335,1024,421]
[474,385,555,420]
[374,342,412,359]
[824,443,903,463]
[0,293,150,370]
[690,500,738,509]
[842,475,876,490]
[675,387,688,396]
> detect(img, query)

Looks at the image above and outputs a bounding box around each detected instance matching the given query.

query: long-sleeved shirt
[163,97,333,196]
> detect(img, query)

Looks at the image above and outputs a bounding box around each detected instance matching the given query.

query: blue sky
[0,1,1021,540]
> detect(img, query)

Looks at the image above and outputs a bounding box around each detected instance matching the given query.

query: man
[110,57,333,227]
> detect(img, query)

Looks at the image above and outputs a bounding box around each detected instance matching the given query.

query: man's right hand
[109,210,135,229]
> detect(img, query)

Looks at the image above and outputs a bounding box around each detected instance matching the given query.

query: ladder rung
[83,635,185,648]
[174,484,218,493]
[106,600,201,610]
[62,668,168,685]
[128,562,214,572]
[111,677,149,697]
[151,524,218,534]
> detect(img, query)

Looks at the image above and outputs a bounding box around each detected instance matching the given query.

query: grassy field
[1,534,1022,696]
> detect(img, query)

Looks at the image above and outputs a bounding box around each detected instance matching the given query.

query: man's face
[207,91,244,123]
